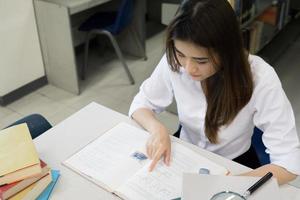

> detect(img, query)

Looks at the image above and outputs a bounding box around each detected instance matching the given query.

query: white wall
[0,0,45,96]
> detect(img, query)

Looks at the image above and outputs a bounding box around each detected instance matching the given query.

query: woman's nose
[185,59,197,73]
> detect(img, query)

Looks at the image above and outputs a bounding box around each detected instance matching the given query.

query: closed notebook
[0,124,41,185]
[0,160,49,200]
[36,170,60,200]
[8,170,52,200]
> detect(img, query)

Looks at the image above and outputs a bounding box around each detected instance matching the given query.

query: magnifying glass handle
[245,172,273,197]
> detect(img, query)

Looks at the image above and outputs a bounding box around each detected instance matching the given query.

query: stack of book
[0,124,60,200]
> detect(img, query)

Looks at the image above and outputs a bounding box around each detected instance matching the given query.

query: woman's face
[174,39,218,81]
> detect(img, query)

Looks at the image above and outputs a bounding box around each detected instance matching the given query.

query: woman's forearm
[131,108,167,134]
[132,108,172,170]
[240,164,297,185]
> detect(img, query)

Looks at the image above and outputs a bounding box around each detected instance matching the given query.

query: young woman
[129,0,300,184]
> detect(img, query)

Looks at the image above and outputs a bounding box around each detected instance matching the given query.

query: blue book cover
[37,170,60,200]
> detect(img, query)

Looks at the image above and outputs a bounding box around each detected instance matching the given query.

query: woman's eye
[197,61,207,65]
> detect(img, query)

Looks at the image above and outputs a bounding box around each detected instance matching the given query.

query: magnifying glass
[210,172,273,200]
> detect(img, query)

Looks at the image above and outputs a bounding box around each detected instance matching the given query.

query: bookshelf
[158,0,291,55]
[236,0,291,54]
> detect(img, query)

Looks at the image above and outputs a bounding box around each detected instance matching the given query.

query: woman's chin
[191,75,203,81]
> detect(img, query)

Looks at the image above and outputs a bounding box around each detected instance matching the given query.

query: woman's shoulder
[156,54,174,73]
[248,54,281,89]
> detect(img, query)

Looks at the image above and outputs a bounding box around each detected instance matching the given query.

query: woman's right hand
[146,124,171,172]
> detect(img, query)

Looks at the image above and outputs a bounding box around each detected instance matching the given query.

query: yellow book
[0,124,41,185]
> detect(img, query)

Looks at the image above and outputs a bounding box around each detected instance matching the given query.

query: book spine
[278,0,286,30]
[0,187,4,200]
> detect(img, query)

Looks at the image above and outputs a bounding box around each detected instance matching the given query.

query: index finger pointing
[148,151,163,172]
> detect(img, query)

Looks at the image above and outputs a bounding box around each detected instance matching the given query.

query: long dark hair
[166,0,253,143]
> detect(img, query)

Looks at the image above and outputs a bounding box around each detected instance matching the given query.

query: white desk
[34,102,300,199]
[34,0,146,94]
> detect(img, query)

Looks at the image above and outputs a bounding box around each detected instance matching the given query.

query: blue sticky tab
[198,168,210,174]
[131,151,148,160]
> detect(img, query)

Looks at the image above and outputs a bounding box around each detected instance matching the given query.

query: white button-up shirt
[129,54,300,175]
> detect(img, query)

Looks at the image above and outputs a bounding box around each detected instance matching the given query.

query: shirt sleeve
[253,68,300,175]
[128,55,174,117]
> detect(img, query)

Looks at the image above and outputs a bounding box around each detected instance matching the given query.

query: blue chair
[5,114,52,139]
[79,0,143,83]
[174,125,270,167]
[251,127,270,165]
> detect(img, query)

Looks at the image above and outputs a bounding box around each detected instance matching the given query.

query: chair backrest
[6,114,52,139]
[112,0,134,34]
[175,125,270,166]
[251,127,270,165]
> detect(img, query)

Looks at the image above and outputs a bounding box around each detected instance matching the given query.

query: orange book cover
[258,6,278,26]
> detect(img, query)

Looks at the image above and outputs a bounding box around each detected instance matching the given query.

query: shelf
[241,0,274,29]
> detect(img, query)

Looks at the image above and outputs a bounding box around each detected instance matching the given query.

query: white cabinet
[0,0,45,97]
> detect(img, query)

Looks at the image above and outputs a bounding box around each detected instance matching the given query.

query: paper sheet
[182,174,282,200]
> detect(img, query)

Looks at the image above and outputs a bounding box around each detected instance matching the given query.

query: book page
[63,123,150,191]
[116,142,228,200]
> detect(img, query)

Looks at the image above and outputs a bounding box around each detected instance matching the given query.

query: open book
[63,122,228,200]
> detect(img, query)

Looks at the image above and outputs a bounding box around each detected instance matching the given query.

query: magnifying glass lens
[210,191,245,200]
[210,172,273,200]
